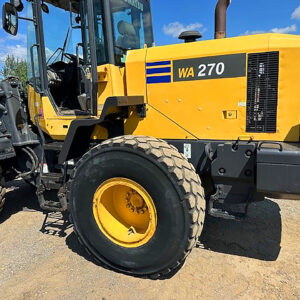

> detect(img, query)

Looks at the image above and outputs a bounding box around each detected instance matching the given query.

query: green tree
[0,55,27,89]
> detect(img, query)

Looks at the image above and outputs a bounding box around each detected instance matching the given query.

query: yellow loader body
[28,33,300,143]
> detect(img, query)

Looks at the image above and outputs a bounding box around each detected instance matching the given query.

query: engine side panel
[125,33,300,142]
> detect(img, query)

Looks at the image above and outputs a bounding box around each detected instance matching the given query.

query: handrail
[30,43,39,89]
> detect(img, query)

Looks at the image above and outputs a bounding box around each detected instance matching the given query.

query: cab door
[26,0,48,126]
[80,0,99,116]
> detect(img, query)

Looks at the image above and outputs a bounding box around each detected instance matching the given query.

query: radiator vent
[246,51,279,133]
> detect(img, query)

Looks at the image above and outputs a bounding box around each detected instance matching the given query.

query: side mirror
[2,2,18,36]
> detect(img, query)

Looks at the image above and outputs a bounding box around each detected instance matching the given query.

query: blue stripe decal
[147,75,171,84]
[146,67,171,75]
[146,61,171,67]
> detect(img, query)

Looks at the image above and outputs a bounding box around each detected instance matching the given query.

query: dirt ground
[0,180,299,300]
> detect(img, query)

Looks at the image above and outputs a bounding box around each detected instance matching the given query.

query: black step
[208,208,248,220]
[40,172,64,190]
[44,142,64,151]
[41,172,64,182]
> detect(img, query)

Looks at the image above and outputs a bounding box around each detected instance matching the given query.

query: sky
[1,0,300,67]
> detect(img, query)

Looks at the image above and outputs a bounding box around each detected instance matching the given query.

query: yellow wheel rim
[93,178,157,248]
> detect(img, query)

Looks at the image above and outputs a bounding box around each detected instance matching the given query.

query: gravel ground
[0,180,299,300]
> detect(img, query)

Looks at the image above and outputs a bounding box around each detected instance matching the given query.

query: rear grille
[246,51,279,133]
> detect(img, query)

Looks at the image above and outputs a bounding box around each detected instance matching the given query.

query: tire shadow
[0,180,41,224]
[0,180,71,237]
[66,232,94,262]
[199,198,282,261]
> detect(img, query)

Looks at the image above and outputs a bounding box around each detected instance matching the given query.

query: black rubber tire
[68,135,206,278]
[0,186,6,214]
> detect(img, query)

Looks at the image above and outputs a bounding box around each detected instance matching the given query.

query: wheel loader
[0,0,299,277]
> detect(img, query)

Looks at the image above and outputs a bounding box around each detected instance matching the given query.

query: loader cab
[2,0,154,117]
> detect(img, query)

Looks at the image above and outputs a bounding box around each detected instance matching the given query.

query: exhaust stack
[215,0,231,39]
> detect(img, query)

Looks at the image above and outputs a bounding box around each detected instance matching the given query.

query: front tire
[68,136,206,277]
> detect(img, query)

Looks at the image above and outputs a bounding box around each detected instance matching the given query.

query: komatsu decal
[124,0,144,11]
[173,53,246,82]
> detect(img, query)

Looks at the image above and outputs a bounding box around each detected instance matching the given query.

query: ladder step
[41,172,64,182]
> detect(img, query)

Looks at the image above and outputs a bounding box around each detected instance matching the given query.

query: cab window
[110,0,153,65]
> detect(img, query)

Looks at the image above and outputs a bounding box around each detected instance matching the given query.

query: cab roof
[44,0,79,12]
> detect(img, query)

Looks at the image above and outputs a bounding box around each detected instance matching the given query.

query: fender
[58,96,145,164]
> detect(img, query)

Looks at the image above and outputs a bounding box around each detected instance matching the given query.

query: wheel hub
[93,178,157,248]
[126,190,148,214]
